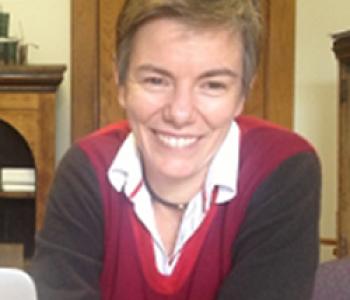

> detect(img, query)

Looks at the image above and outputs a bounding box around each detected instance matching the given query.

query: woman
[30,1,321,299]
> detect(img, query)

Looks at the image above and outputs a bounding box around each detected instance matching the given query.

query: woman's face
[118,18,245,184]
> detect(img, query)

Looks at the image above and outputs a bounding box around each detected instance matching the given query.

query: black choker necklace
[144,178,188,212]
[151,193,189,211]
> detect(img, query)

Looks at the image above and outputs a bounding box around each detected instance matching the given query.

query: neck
[144,177,189,211]
[142,165,207,207]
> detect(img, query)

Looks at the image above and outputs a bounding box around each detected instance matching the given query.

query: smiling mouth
[157,133,198,148]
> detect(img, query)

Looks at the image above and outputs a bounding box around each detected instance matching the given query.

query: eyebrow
[136,64,173,78]
[136,64,240,80]
[198,69,240,80]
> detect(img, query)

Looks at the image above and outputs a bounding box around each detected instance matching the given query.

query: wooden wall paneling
[71,0,100,139]
[99,0,125,127]
[264,0,295,128]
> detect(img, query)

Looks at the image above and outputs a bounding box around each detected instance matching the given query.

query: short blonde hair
[116,0,262,95]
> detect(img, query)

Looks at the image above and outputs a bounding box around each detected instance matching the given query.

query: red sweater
[77,116,316,300]
[30,116,320,300]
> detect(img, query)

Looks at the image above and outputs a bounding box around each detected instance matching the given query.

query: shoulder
[236,116,320,195]
[237,115,317,167]
[237,115,314,152]
[75,120,131,167]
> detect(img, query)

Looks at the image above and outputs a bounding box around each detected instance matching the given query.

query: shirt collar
[205,121,240,205]
[108,121,240,204]
[107,133,143,198]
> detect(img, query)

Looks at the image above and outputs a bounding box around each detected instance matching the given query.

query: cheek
[125,104,148,126]
[199,99,242,128]
[123,91,154,123]
[124,87,169,125]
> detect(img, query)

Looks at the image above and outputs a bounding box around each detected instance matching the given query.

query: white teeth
[158,134,197,148]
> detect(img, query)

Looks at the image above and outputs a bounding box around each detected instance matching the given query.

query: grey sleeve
[218,152,321,300]
[29,145,104,300]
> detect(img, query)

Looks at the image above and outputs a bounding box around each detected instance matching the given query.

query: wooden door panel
[71,0,99,138]
[264,0,295,128]
[99,0,125,127]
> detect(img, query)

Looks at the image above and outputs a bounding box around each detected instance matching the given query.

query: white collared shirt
[108,121,240,275]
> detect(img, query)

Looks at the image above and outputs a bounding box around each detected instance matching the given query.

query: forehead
[129,18,243,69]
[132,17,241,48]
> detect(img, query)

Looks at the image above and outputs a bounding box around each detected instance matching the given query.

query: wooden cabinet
[0,65,66,231]
[333,31,350,257]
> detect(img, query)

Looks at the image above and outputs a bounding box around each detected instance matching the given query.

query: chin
[155,159,203,181]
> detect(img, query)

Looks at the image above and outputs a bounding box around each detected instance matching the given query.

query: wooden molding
[333,30,350,63]
[320,238,337,246]
[0,65,66,92]
[0,192,35,199]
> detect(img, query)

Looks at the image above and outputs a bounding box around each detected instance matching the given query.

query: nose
[163,85,196,128]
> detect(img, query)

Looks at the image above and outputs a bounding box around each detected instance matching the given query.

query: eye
[141,75,171,91]
[205,81,227,90]
[200,80,228,96]
[144,76,165,85]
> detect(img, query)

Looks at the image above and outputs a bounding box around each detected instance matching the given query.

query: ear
[249,74,257,91]
[118,85,126,109]
[233,97,245,118]
[233,74,256,117]
[114,65,126,108]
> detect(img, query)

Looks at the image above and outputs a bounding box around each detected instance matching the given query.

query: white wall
[295,0,350,261]
[1,0,71,163]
